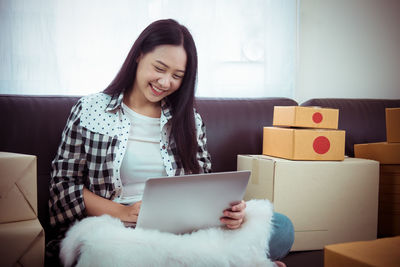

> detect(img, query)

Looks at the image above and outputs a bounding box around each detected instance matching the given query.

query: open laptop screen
[136,170,251,234]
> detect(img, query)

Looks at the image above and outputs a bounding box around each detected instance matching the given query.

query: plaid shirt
[49,92,212,228]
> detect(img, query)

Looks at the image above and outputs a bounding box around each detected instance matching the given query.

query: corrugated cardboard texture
[263,127,345,161]
[238,155,379,251]
[0,152,37,223]
[386,108,400,143]
[378,164,400,237]
[354,142,400,164]
[0,219,44,267]
[324,236,400,267]
[273,106,339,129]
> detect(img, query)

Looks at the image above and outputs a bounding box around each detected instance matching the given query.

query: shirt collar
[105,92,125,113]
[161,98,173,120]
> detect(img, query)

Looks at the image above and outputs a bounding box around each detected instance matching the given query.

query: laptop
[136,170,251,234]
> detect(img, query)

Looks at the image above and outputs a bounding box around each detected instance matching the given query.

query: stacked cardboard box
[238,155,379,251]
[263,106,345,161]
[354,108,400,237]
[0,152,44,267]
[324,236,400,267]
[238,106,379,251]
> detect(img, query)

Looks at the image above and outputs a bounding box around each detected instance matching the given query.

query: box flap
[237,155,275,202]
[386,108,400,143]
[0,152,38,222]
[0,152,36,194]
[19,228,45,267]
[0,185,37,222]
[354,142,400,164]
[0,219,44,267]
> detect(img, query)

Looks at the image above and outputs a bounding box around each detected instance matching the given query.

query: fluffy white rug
[60,199,274,267]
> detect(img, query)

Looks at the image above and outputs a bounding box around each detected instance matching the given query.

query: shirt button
[162,145,166,150]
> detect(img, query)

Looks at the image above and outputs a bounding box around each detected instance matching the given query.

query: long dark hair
[104,19,200,174]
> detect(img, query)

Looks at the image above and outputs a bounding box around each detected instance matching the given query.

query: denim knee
[268,212,295,260]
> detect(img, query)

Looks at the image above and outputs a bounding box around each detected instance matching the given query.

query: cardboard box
[0,152,37,223]
[324,236,400,267]
[237,155,379,251]
[237,155,274,202]
[386,108,400,143]
[378,164,400,237]
[263,127,345,161]
[354,142,400,164]
[380,164,400,186]
[0,218,44,267]
[273,106,339,129]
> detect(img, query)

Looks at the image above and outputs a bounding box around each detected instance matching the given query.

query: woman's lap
[268,212,295,260]
[47,211,294,265]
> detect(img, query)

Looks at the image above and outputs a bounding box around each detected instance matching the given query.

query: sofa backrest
[0,94,297,237]
[301,98,400,157]
[195,97,299,171]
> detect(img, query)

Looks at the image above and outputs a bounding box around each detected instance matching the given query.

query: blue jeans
[268,212,295,260]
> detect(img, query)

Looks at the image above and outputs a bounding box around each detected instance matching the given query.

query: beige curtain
[0,0,297,98]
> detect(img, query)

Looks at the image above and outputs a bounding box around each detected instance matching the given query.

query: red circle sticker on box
[312,112,323,123]
[313,136,330,154]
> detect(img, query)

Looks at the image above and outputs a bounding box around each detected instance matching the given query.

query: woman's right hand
[83,187,142,223]
[123,201,142,223]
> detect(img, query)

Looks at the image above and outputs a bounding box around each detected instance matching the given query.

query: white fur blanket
[60,199,274,267]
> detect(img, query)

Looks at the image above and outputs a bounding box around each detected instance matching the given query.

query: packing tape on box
[251,158,259,184]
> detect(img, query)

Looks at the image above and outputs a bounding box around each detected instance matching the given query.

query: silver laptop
[136,170,251,234]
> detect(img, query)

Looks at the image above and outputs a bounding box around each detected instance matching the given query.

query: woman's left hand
[220,200,246,229]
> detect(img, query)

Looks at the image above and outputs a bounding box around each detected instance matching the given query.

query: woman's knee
[268,212,295,260]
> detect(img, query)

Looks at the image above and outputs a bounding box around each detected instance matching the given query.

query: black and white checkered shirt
[49,92,212,228]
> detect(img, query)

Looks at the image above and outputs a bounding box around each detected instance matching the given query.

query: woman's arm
[83,188,141,222]
[49,99,87,226]
[49,98,142,226]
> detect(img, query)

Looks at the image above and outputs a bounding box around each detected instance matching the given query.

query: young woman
[48,19,293,266]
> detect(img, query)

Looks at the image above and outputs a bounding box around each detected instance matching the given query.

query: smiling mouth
[150,84,165,96]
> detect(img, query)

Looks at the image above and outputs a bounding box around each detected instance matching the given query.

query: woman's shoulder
[79,92,112,106]
[68,92,113,122]
[77,92,114,114]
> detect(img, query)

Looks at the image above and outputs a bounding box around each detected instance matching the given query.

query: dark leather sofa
[1,94,399,267]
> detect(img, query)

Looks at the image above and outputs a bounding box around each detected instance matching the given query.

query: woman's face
[132,44,187,103]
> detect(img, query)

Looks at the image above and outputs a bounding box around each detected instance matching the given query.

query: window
[0,0,297,98]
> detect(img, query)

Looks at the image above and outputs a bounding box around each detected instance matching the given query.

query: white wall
[296,0,400,104]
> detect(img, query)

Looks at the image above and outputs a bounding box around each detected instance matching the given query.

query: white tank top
[115,102,166,205]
